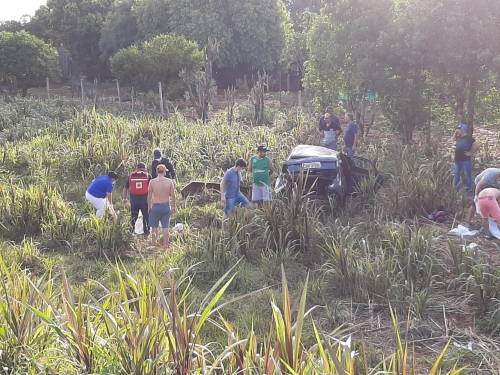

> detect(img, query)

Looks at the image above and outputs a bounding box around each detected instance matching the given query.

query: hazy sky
[0,0,46,21]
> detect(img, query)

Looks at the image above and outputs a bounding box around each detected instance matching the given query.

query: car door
[347,155,379,192]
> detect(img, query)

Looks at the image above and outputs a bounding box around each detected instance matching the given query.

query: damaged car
[274,145,383,204]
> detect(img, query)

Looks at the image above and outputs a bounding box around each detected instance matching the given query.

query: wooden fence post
[116,79,121,104]
[80,78,85,105]
[46,77,50,100]
[159,81,165,116]
[93,78,98,106]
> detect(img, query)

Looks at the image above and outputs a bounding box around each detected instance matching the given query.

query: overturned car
[275,145,383,203]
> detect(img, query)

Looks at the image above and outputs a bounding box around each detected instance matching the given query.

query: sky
[0,0,46,22]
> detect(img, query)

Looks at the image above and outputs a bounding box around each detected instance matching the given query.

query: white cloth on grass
[85,191,107,218]
[489,218,500,240]
[449,225,479,238]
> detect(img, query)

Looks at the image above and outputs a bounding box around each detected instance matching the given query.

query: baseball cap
[257,145,269,152]
[457,123,470,133]
[153,148,162,159]
[137,162,146,170]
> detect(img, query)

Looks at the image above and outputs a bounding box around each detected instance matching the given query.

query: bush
[110,34,204,97]
[0,182,74,240]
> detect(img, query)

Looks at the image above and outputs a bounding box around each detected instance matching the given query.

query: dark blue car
[275,145,382,203]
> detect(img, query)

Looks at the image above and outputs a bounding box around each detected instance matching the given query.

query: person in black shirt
[151,149,176,180]
[453,123,479,193]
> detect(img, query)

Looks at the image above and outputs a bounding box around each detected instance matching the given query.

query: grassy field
[0,96,499,374]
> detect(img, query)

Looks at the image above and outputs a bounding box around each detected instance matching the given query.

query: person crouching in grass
[148,164,176,248]
[477,187,500,239]
[248,145,274,204]
[85,171,119,222]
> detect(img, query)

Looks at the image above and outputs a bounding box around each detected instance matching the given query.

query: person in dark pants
[151,149,176,180]
[123,162,151,235]
[453,123,479,193]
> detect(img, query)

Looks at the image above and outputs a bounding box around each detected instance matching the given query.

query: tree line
[1,0,500,139]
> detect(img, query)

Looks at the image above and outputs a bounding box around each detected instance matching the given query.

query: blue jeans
[224,192,250,215]
[454,160,472,192]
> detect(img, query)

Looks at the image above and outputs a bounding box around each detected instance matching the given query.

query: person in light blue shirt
[220,159,250,215]
[85,171,119,220]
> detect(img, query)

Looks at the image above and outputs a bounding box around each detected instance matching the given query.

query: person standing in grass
[319,109,342,150]
[453,123,479,193]
[123,162,151,236]
[221,158,250,215]
[148,164,176,248]
[151,148,176,180]
[248,145,274,204]
[85,171,118,221]
[343,113,359,156]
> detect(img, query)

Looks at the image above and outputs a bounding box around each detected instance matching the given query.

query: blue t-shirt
[223,168,241,199]
[344,122,359,147]
[87,175,113,198]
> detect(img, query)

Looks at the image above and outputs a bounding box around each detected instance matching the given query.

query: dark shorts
[149,203,171,228]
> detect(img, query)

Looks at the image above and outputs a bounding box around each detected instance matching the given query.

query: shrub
[110,34,204,97]
[0,182,74,240]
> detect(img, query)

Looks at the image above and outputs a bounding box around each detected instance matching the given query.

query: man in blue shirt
[343,113,359,156]
[220,159,250,215]
[85,171,119,221]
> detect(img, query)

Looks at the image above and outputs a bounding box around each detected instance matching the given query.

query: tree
[370,0,433,144]
[99,0,139,61]
[412,0,500,131]
[29,0,113,78]
[304,0,391,112]
[181,38,220,122]
[135,0,291,74]
[110,34,204,96]
[0,31,57,95]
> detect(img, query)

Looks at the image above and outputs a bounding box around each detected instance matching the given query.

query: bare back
[478,187,500,200]
[149,176,175,204]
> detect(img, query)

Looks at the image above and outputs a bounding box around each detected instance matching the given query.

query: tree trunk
[466,77,477,134]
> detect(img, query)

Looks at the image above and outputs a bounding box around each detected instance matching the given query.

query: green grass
[0,96,499,373]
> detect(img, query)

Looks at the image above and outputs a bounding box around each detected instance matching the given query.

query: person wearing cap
[453,123,479,193]
[151,148,176,180]
[248,145,274,204]
[85,171,119,221]
[148,164,176,248]
[319,107,341,150]
[221,158,250,215]
[123,162,151,236]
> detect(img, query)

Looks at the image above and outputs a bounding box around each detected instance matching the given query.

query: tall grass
[0,256,466,374]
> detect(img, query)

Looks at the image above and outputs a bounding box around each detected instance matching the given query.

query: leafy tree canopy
[0,31,57,95]
[133,0,291,72]
[29,0,114,78]
[110,34,204,95]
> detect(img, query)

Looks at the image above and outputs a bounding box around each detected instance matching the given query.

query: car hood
[288,145,339,161]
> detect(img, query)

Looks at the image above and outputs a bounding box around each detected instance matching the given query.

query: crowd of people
[84,109,499,249]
